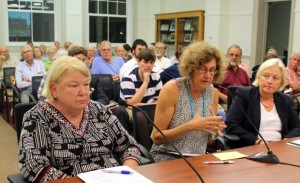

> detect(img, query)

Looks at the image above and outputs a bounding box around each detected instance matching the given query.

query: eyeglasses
[261,73,281,82]
[197,66,218,75]
[228,53,240,57]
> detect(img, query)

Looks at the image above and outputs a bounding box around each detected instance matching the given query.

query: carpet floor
[0,116,19,183]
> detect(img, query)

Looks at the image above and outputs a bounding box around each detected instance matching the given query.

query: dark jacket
[90,76,110,105]
[225,86,300,148]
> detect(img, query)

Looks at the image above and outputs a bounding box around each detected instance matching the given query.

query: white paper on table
[78,165,153,183]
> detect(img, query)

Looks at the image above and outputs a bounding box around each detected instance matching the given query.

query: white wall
[64,0,83,46]
[292,0,300,52]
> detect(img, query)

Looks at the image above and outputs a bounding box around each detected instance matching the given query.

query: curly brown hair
[179,41,225,83]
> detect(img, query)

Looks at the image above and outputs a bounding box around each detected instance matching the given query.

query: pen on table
[203,160,234,164]
[102,169,134,174]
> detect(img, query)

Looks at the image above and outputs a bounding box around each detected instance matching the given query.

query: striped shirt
[120,67,162,103]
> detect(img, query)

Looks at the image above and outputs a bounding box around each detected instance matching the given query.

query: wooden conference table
[46,138,300,183]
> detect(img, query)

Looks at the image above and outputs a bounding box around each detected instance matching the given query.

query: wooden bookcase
[155,10,205,57]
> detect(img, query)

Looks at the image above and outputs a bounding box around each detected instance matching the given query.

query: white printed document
[78,165,153,183]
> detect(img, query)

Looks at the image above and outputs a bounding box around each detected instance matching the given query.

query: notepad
[78,165,153,183]
[287,139,300,147]
[213,151,248,160]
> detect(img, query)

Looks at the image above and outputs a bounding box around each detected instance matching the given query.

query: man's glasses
[228,53,240,57]
[197,66,218,75]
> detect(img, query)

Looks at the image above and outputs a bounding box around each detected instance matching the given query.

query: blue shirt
[91,56,125,75]
[120,67,162,103]
[15,59,46,89]
[160,63,181,84]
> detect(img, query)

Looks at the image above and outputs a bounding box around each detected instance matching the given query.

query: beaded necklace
[186,78,206,117]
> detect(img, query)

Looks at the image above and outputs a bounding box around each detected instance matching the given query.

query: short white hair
[252,58,286,91]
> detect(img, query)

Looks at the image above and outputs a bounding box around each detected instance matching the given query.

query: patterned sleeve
[19,109,67,182]
[93,102,141,164]
[285,68,293,85]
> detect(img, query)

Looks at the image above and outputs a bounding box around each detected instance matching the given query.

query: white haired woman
[226,58,300,148]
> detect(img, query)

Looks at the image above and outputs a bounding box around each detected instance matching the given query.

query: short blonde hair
[252,58,286,91]
[179,41,225,83]
[42,56,91,101]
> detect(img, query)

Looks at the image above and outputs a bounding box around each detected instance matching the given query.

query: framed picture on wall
[184,20,191,31]
[161,34,168,41]
[169,33,175,42]
[169,20,175,31]
[184,33,192,42]
[160,24,169,31]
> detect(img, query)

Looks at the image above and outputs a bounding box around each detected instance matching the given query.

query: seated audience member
[119,39,162,78]
[285,52,300,93]
[251,47,279,81]
[0,45,20,79]
[170,48,181,65]
[154,41,172,70]
[33,46,46,62]
[225,58,300,148]
[90,76,131,133]
[219,44,251,102]
[120,48,162,105]
[115,45,126,61]
[40,44,48,60]
[150,41,226,162]
[91,40,125,81]
[44,46,57,71]
[123,43,132,61]
[54,41,61,51]
[160,47,186,84]
[63,40,72,50]
[86,45,96,72]
[19,56,141,182]
[16,45,45,103]
[68,46,87,61]
[148,42,156,52]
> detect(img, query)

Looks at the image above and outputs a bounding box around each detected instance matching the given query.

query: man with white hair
[91,40,125,81]
[286,52,300,92]
[15,45,45,103]
[0,45,20,79]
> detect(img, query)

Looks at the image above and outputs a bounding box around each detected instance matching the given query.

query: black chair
[31,76,44,101]
[91,74,114,101]
[113,81,121,102]
[7,102,37,183]
[132,104,156,152]
[14,102,37,143]
[1,67,16,122]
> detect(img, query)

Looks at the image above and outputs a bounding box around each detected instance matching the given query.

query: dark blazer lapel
[274,93,287,130]
[251,87,261,130]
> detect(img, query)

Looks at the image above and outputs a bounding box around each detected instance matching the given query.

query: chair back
[227,86,239,111]
[91,74,114,100]
[15,102,37,143]
[2,67,16,89]
[31,76,44,100]
[113,81,121,102]
[132,104,156,151]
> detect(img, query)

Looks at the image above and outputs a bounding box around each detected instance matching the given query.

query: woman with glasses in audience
[150,42,227,162]
[226,58,300,148]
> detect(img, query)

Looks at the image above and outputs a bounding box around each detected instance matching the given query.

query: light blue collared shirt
[15,59,46,89]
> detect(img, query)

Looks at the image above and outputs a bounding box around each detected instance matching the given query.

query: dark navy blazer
[225,86,300,148]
